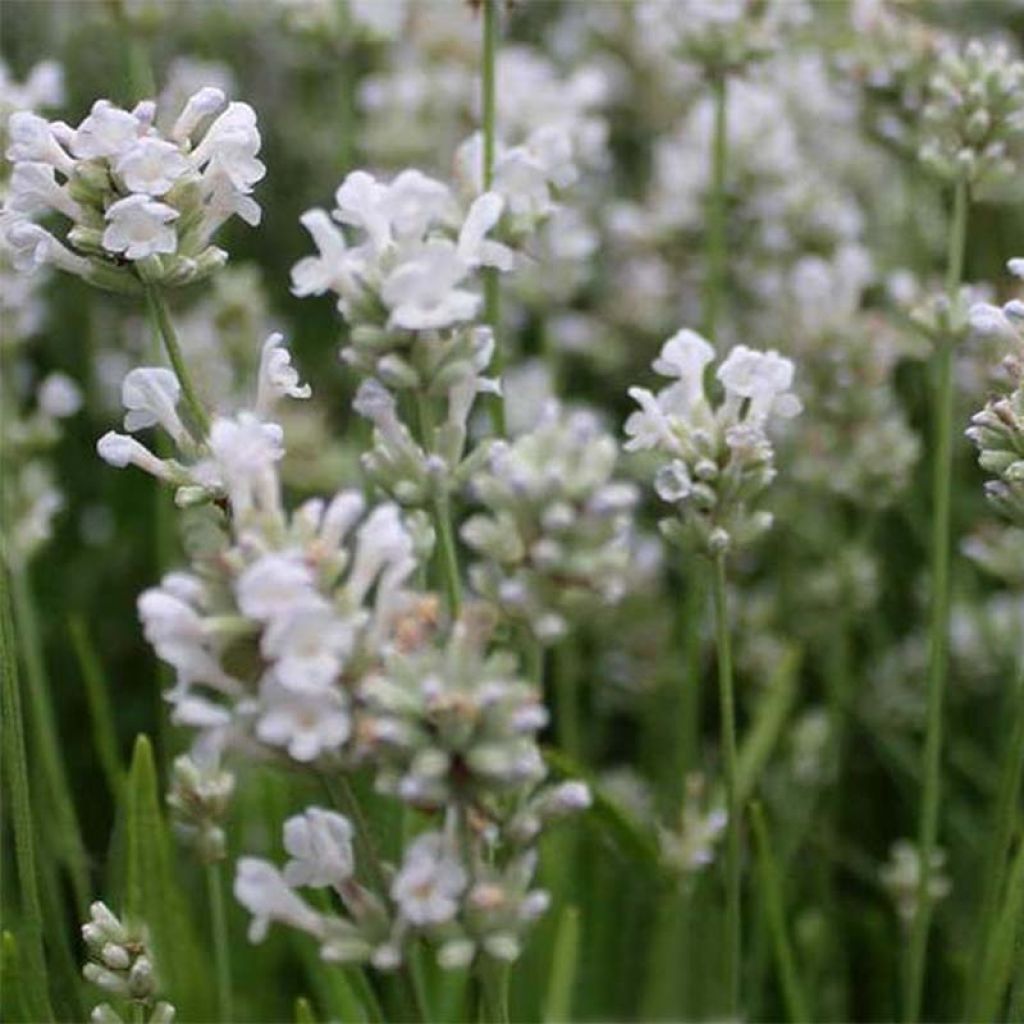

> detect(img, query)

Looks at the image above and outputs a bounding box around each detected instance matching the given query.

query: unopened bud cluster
[967,259,1024,523]
[880,840,951,929]
[462,403,639,644]
[2,86,263,292]
[167,753,235,863]
[624,328,801,555]
[81,902,175,1023]
[918,41,1024,190]
[636,0,809,78]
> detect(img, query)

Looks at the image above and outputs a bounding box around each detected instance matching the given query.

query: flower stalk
[704,72,728,345]
[711,550,740,1018]
[480,0,504,436]
[904,177,969,1024]
[145,287,211,438]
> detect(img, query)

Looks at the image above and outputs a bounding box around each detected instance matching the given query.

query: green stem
[10,567,89,915]
[553,639,580,761]
[144,287,211,438]
[480,0,505,437]
[69,615,125,802]
[703,72,728,345]
[131,1001,145,1024]
[0,566,54,1022]
[432,493,462,622]
[750,803,809,1024]
[965,668,1024,1021]
[711,551,741,1019]
[904,178,969,1024]
[413,394,462,620]
[206,861,233,1022]
[678,559,704,791]
[321,775,428,1023]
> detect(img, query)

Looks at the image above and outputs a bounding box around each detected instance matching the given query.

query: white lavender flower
[880,840,951,928]
[462,403,639,644]
[625,329,800,554]
[167,751,234,863]
[139,478,418,762]
[918,40,1024,192]
[81,903,159,1003]
[356,605,547,809]
[2,87,263,291]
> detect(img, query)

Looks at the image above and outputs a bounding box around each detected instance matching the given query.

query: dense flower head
[462,402,640,644]
[2,86,263,291]
[138,481,419,763]
[624,328,801,554]
[81,902,162,1004]
[292,167,512,334]
[95,332,308,503]
[167,751,235,863]
[918,40,1024,191]
[635,0,810,77]
[355,604,548,810]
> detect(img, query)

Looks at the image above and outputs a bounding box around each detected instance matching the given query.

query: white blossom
[102,195,179,260]
[282,808,355,888]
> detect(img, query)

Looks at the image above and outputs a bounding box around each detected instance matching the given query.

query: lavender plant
[3,3,1024,1023]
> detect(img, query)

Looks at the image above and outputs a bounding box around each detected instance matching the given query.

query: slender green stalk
[974,839,1024,1023]
[703,72,729,345]
[69,615,125,801]
[321,775,428,1023]
[480,0,505,437]
[431,493,462,621]
[0,566,54,1022]
[965,669,1024,1021]
[144,287,211,438]
[750,803,809,1024]
[10,566,89,914]
[131,1001,145,1024]
[412,393,462,620]
[543,906,580,1024]
[904,178,969,1023]
[678,560,705,789]
[711,551,740,1019]
[206,861,234,1022]
[553,639,581,761]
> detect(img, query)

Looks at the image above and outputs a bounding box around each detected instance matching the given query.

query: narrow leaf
[544,905,580,1024]
[0,565,53,1022]
[69,615,125,801]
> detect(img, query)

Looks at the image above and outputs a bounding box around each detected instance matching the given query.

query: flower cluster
[918,40,1024,192]
[236,783,586,973]
[167,751,235,863]
[95,331,308,499]
[355,604,546,808]
[635,0,810,78]
[624,329,801,555]
[880,840,951,929]
[462,403,640,644]
[139,483,418,763]
[966,259,1024,523]
[81,902,176,1023]
[2,86,263,291]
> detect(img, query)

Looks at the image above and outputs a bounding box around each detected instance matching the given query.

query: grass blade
[1,563,53,1022]
[124,733,213,1020]
[750,802,809,1023]
[543,905,580,1024]
[68,615,125,802]
[974,838,1024,1023]
[10,567,90,915]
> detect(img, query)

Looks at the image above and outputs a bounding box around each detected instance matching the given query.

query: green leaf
[750,802,809,1024]
[294,996,317,1024]
[975,837,1024,1023]
[0,566,53,1022]
[10,567,90,915]
[69,615,125,802]
[124,734,213,1021]
[543,905,580,1024]
[1,931,30,1023]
